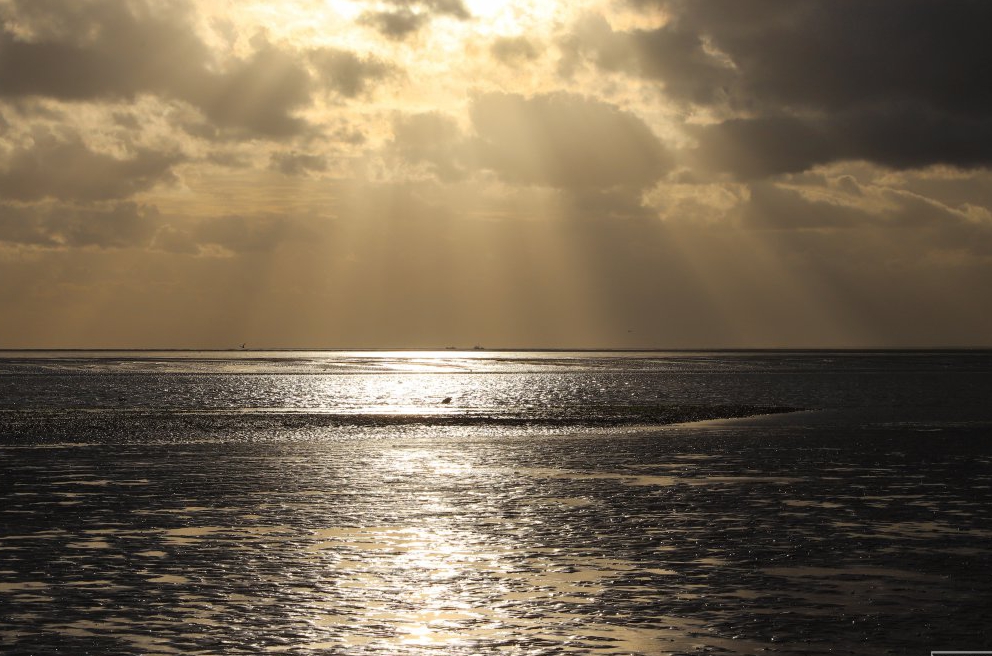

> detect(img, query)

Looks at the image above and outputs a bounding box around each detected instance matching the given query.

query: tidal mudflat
[2,351,991,654]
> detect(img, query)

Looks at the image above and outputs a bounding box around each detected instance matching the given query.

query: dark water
[2,351,991,654]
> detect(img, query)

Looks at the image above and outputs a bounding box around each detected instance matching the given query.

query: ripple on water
[3,419,992,654]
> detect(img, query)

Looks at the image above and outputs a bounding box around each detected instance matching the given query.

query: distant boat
[239,343,246,349]
[473,345,485,350]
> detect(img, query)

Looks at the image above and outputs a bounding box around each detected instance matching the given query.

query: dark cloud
[358,9,429,40]
[570,1,992,174]
[309,48,398,98]
[661,0,992,116]
[270,151,327,176]
[737,180,992,257]
[0,132,181,201]
[0,200,159,248]
[0,0,315,139]
[194,42,312,139]
[0,200,318,254]
[558,14,731,104]
[693,109,992,179]
[490,36,540,65]
[112,112,142,130]
[358,0,469,39]
[470,92,672,190]
[205,150,254,169]
[379,0,469,19]
[0,0,207,101]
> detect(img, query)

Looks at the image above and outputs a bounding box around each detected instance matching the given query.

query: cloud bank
[1,0,990,347]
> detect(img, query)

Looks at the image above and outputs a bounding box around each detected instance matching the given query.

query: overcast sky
[2,0,991,348]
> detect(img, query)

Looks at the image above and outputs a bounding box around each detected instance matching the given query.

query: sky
[1,0,991,349]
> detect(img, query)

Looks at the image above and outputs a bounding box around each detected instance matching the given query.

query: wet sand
[2,412,991,654]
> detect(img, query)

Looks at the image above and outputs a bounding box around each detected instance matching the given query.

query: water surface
[2,350,991,654]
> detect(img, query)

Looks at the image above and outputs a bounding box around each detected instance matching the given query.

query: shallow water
[2,351,992,654]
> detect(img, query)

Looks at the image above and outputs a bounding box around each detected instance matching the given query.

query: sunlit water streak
[2,351,992,654]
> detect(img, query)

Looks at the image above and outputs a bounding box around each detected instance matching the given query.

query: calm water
[2,350,992,654]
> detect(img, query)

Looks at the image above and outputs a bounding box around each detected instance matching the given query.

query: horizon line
[2,346,992,353]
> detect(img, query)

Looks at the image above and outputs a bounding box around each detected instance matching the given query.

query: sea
[1,350,991,655]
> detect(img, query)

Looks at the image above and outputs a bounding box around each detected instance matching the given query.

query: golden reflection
[330,375,462,414]
[265,441,706,653]
[292,445,512,649]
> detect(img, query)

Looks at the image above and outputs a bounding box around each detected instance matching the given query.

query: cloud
[193,42,312,139]
[358,0,469,39]
[151,211,328,256]
[734,178,992,259]
[739,182,878,231]
[657,0,992,116]
[149,223,198,254]
[0,0,316,139]
[0,196,319,255]
[692,110,992,179]
[376,0,469,19]
[187,213,316,255]
[0,200,160,248]
[418,0,470,17]
[358,9,428,40]
[0,131,181,201]
[469,92,672,190]
[387,94,674,192]
[270,151,327,176]
[568,1,992,174]
[0,0,207,102]
[309,48,398,98]
[490,36,540,65]
[390,112,470,182]
[558,13,732,104]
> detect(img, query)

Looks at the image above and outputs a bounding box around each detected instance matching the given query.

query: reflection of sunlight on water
[388,447,475,477]
[278,445,512,651]
[275,443,713,653]
[342,446,507,649]
[6,353,992,655]
[323,375,469,416]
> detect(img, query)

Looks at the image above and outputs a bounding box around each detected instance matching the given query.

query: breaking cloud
[359,0,469,39]
[0,200,159,248]
[1,0,990,347]
[569,0,992,175]
[0,198,317,256]
[0,131,181,201]
[309,48,399,98]
[490,36,540,65]
[0,0,397,140]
